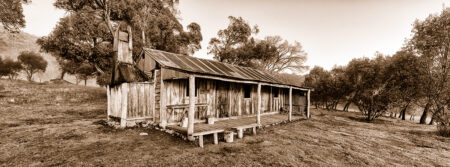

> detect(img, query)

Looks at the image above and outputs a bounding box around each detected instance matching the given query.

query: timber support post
[107,85,110,121]
[213,133,218,145]
[257,83,261,125]
[159,68,167,128]
[307,89,311,118]
[188,75,195,141]
[152,70,156,123]
[289,87,292,121]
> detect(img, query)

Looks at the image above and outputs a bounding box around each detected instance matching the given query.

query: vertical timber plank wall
[125,83,154,119]
[108,83,155,127]
[261,86,270,113]
[120,83,128,127]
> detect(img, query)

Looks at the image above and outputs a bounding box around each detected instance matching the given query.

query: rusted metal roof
[142,48,295,86]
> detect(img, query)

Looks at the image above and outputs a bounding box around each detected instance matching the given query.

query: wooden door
[215,81,229,118]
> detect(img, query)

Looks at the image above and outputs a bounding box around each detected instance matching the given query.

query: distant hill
[0,28,59,82]
[0,28,97,86]
[275,73,305,88]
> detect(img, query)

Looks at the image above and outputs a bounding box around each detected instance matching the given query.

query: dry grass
[0,79,449,166]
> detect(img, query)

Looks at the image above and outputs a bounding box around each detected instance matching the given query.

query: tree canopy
[38,0,202,85]
[303,7,449,123]
[0,0,30,32]
[409,7,449,125]
[18,51,47,82]
[208,16,307,73]
[76,62,96,86]
[0,57,22,80]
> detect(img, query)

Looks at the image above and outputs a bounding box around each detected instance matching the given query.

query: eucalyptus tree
[383,50,425,120]
[410,7,449,125]
[18,51,47,82]
[0,0,30,32]
[208,16,307,73]
[39,0,202,84]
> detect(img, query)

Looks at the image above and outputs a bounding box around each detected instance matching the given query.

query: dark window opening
[273,87,279,98]
[244,84,251,98]
[186,80,197,97]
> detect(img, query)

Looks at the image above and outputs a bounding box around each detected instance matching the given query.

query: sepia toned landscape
[1,0,449,166]
[0,80,449,166]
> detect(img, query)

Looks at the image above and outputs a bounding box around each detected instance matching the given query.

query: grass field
[0,79,449,166]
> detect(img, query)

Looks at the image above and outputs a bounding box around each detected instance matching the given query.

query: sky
[22,0,448,73]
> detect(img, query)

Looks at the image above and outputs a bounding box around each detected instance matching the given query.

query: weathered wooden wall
[293,89,307,113]
[108,82,155,126]
[162,77,302,123]
[109,83,126,118]
[126,83,154,119]
[108,71,308,127]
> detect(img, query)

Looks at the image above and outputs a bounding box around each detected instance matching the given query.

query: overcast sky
[22,0,448,73]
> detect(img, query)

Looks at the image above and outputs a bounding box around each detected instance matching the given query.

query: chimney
[113,25,133,64]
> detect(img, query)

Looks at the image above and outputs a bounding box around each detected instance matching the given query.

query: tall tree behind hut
[38,0,202,85]
[208,16,307,73]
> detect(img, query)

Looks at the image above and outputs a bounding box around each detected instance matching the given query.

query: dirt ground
[0,79,449,167]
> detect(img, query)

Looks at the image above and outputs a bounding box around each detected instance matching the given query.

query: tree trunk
[367,109,372,121]
[343,101,351,111]
[419,102,430,124]
[27,75,32,82]
[401,103,409,120]
[429,115,434,125]
[60,70,66,80]
[84,79,87,86]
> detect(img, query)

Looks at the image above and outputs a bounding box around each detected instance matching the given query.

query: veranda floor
[167,113,304,135]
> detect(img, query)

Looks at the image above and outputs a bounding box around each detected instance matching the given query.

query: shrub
[436,112,450,137]
[437,124,450,137]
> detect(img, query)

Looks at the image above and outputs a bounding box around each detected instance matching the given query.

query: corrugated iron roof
[142,48,295,86]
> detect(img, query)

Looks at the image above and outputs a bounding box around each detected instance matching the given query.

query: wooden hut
[107,28,311,144]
